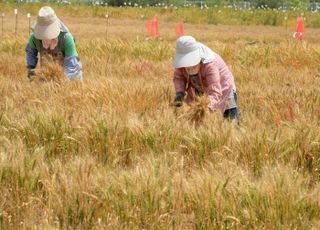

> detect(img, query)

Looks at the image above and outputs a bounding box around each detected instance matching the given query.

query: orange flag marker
[146,15,160,39]
[175,23,184,39]
[152,15,160,38]
[293,16,304,40]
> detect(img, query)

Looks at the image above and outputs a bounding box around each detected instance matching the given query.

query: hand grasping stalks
[178,96,209,125]
[34,56,66,83]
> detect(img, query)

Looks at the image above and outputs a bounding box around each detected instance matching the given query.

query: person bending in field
[172,35,240,124]
[25,6,83,80]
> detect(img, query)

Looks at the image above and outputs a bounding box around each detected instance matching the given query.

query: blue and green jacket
[25,31,83,80]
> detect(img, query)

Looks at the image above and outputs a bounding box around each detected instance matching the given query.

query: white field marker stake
[140,14,144,37]
[284,16,288,36]
[105,14,109,39]
[1,13,4,36]
[14,8,18,35]
[27,13,31,35]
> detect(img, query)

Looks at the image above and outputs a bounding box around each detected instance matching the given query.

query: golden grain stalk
[34,56,66,82]
[179,96,209,124]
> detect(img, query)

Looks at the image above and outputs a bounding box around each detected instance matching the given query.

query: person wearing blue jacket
[25,6,83,80]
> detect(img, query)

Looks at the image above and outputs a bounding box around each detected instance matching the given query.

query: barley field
[0,4,320,229]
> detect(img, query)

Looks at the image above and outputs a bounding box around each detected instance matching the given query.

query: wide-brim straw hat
[34,6,60,40]
[175,35,201,68]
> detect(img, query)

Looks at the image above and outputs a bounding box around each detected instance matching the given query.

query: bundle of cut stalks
[34,56,65,82]
[179,96,209,124]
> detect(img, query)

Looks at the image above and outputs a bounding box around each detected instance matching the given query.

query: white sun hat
[175,35,201,68]
[34,6,60,40]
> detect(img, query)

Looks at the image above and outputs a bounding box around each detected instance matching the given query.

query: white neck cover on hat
[198,43,217,64]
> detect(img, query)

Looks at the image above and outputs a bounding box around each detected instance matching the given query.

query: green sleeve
[64,33,78,57]
[28,34,37,49]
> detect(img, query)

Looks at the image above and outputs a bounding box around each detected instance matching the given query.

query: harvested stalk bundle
[179,96,209,124]
[34,56,65,82]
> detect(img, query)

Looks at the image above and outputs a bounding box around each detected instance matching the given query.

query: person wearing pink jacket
[172,35,239,123]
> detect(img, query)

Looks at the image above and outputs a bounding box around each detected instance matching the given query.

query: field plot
[0,6,320,229]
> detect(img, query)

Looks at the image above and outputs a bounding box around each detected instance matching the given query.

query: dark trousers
[223,92,240,125]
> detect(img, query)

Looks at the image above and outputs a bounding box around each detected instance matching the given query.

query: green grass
[1,3,320,28]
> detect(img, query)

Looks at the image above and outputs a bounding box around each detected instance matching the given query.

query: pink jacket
[173,44,234,113]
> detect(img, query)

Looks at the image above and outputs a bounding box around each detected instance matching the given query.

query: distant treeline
[4,0,320,8]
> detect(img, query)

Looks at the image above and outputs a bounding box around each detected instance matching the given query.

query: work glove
[172,92,185,107]
[27,69,36,81]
